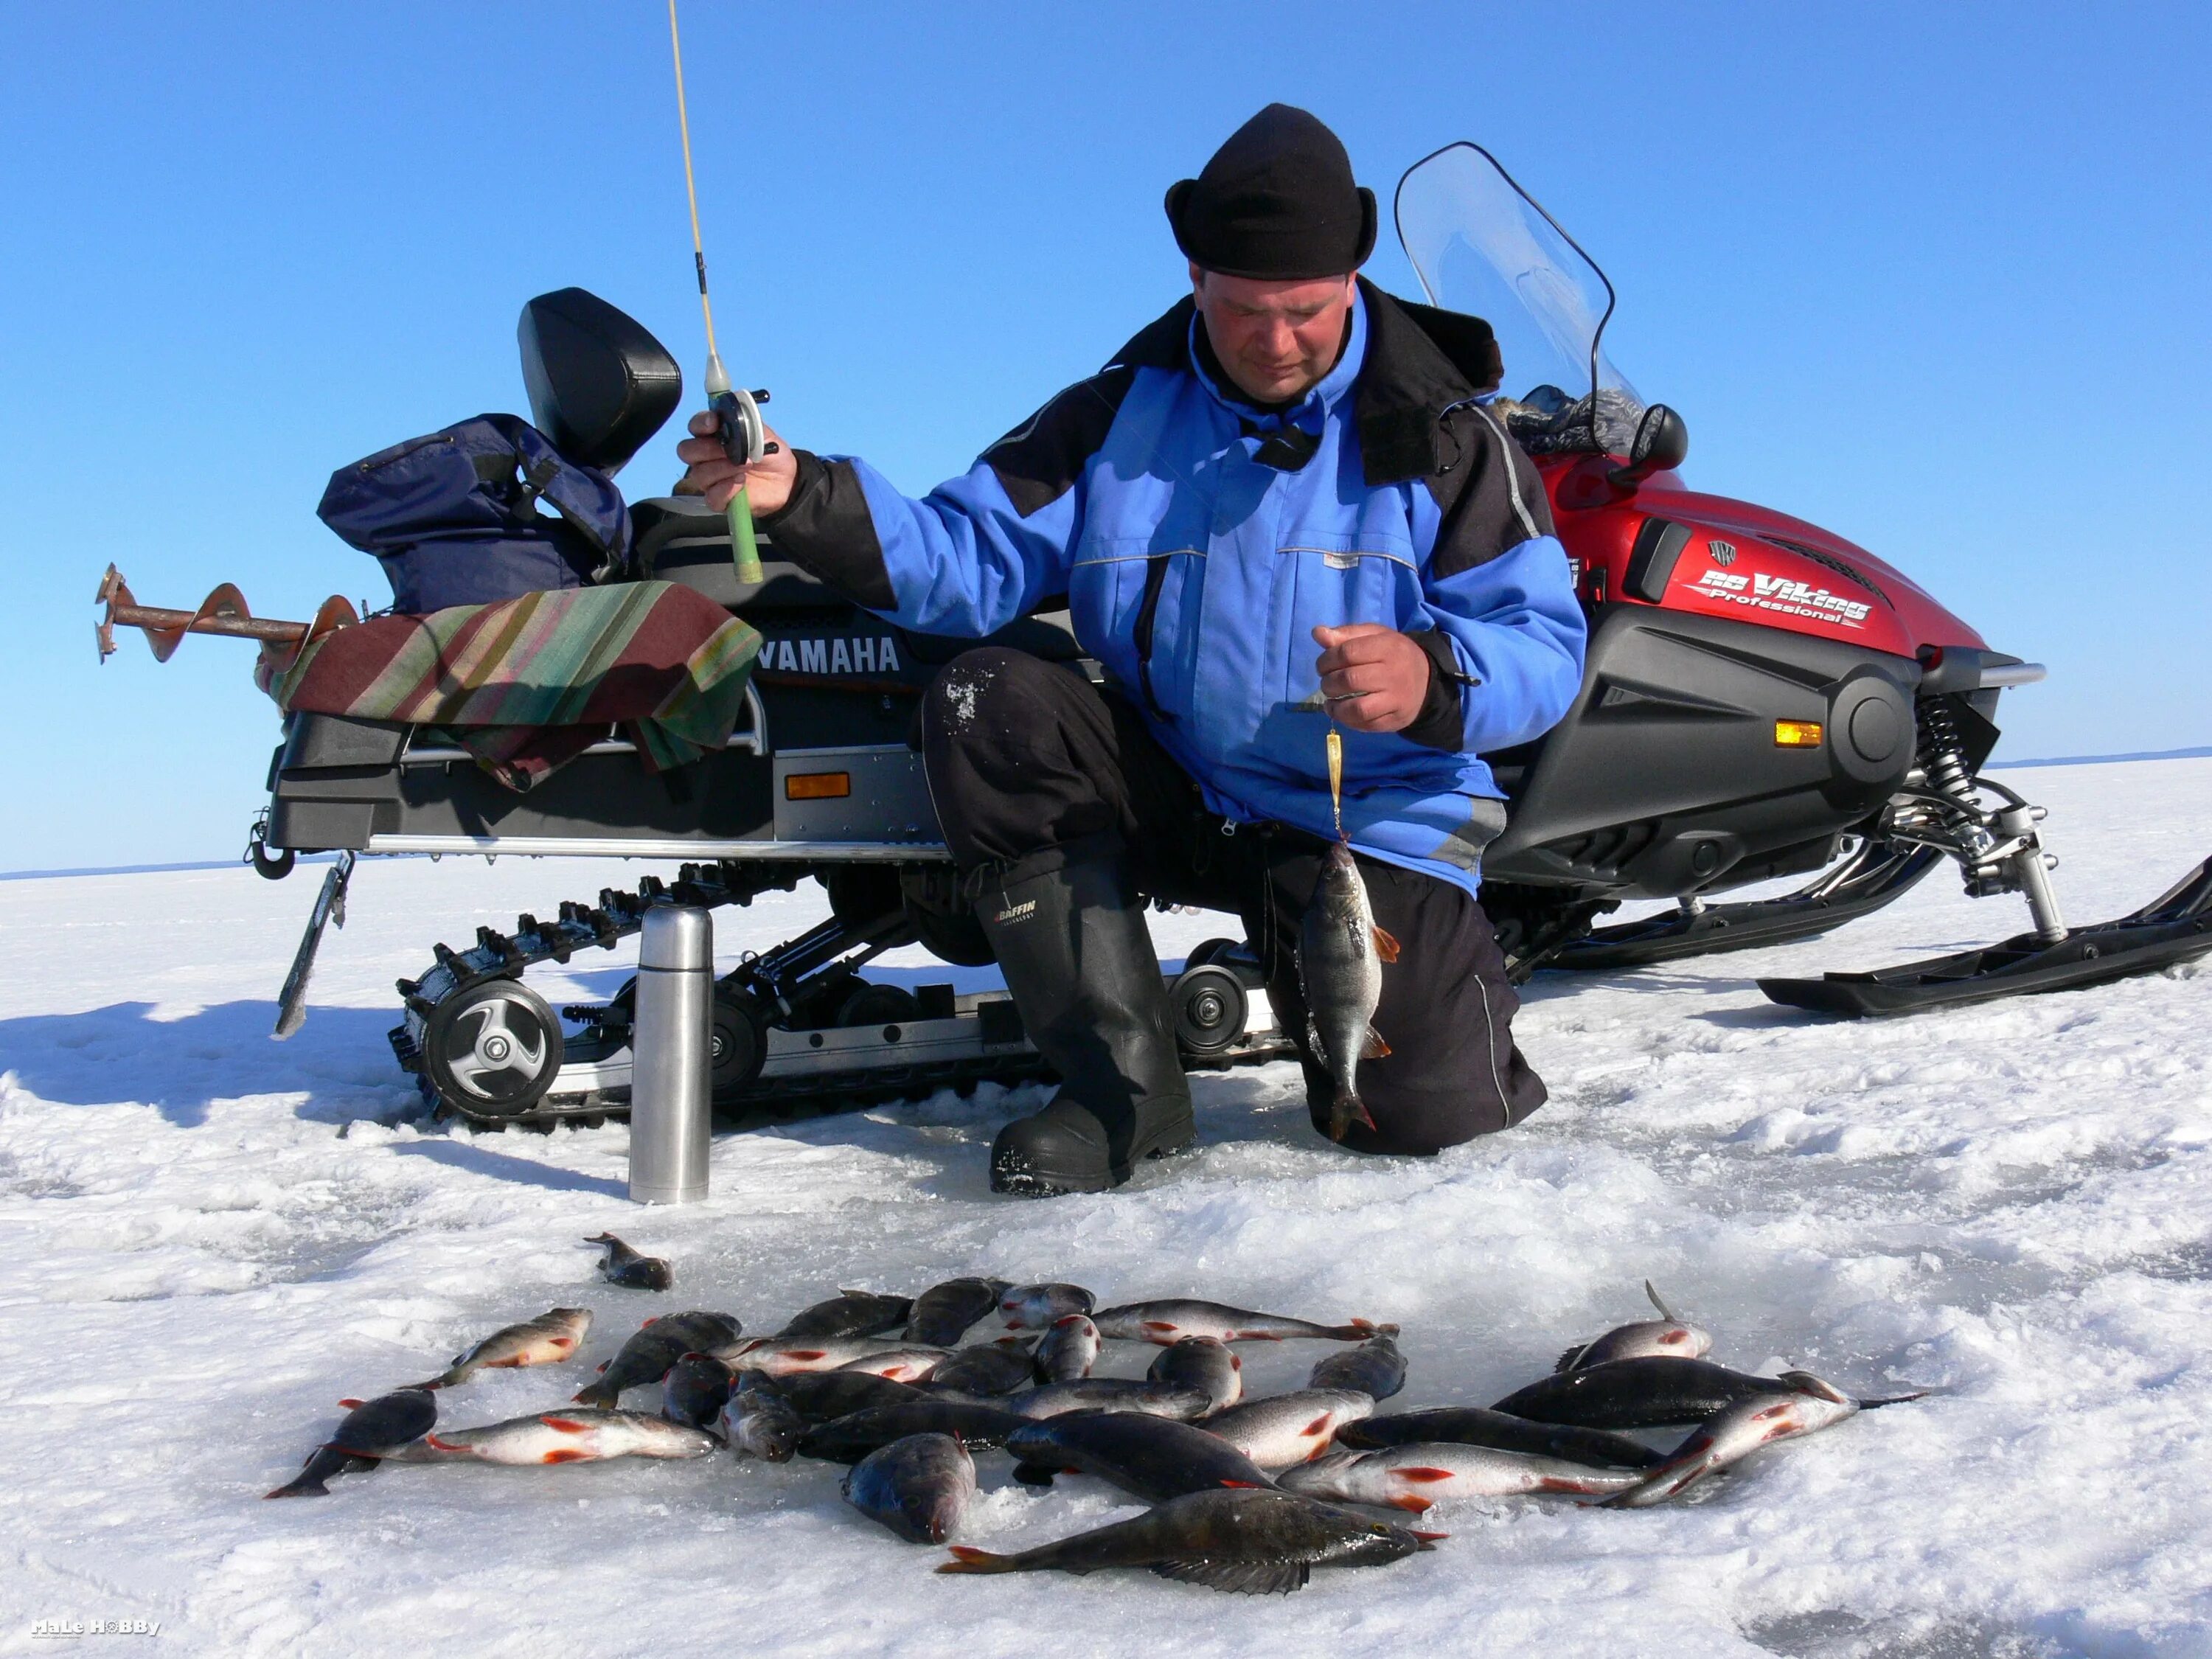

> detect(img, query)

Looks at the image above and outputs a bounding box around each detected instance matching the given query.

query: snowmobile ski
[1761,855,2212,1017]
[1551,840,1940,972]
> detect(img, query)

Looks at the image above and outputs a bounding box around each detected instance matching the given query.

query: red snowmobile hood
[1627,475,1988,654]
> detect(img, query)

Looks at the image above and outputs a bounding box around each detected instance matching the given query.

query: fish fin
[337,1398,364,1409]
[595,1361,609,1374]
[1554,1340,1596,1373]
[540,1449,591,1464]
[1408,1530,1447,1545]
[1009,1462,1058,1488]
[538,1416,589,1433]
[1361,1027,1391,1060]
[1644,1279,1681,1322]
[1218,1478,1265,1489]
[1536,1476,1604,1494]
[570,1387,617,1408]
[1371,925,1401,963]
[937,1546,1011,1574]
[1396,1467,1455,1483]
[262,1480,326,1500]
[1388,1495,1433,1512]
[423,1433,466,1453]
[1857,1391,1933,1410]
[1152,1559,1310,1596]
[1303,1414,1332,1436]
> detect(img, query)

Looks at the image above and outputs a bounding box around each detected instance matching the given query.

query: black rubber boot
[977,851,1195,1196]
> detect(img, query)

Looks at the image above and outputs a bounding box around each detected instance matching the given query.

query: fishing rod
[668,0,772,586]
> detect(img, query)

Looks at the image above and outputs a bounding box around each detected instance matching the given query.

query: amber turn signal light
[1773,720,1824,748]
[785,771,852,800]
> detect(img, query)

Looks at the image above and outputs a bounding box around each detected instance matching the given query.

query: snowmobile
[100,142,2212,1129]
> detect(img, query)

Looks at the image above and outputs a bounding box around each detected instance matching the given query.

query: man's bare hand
[675,410,801,515]
[1312,623,1431,734]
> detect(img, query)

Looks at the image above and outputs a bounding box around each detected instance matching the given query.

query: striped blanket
[270,582,761,790]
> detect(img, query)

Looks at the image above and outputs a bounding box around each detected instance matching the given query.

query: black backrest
[518,288,683,476]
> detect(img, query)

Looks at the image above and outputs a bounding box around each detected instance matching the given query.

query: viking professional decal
[1691,567,1871,628]
[759,636,904,675]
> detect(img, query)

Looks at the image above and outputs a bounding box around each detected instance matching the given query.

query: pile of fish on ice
[268,1235,1924,1596]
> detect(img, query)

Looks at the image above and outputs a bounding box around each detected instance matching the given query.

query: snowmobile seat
[630,498,848,611]
[627,495,1085,663]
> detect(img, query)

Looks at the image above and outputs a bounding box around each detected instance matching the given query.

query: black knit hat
[1166,104,1377,280]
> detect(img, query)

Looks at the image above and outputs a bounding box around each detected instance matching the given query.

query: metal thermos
[628,904,713,1204]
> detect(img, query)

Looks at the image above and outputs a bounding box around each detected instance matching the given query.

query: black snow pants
[919,647,1547,1155]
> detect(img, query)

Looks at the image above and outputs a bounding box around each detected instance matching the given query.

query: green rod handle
[728,485,765,585]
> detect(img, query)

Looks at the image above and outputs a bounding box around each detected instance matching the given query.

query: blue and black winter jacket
[762,279,1587,897]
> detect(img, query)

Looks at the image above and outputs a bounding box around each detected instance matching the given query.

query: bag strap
[481,414,633,582]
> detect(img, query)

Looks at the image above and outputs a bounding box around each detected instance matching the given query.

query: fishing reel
[709,380,777,467]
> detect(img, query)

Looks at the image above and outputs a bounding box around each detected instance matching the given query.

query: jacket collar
[1105,277,1488,485]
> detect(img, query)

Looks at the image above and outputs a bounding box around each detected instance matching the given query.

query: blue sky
[2,1,2205,871]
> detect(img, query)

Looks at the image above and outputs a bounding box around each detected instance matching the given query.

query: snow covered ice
[1,758,2207,1656]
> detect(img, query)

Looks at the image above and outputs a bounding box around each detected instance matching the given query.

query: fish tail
[1328,1086,1374,1141]
[1857,1390,1933,1410]
[936,1545,1015,1575]
[1599,1458,1708,1508]
[570,1384,619,1409]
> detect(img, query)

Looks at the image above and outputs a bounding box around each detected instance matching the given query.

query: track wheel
[709,988,767,1107]
[1169,963,1247,1058]
[422,979,565,1119]
[836,982,920,1028]
[1184,936,1240,969]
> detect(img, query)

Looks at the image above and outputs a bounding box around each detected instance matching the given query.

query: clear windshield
[1394,143,1641,425]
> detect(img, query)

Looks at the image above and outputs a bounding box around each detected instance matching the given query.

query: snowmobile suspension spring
[1916,700,1982,825]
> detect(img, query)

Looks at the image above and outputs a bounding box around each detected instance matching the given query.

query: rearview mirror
[1608,403,1688,487]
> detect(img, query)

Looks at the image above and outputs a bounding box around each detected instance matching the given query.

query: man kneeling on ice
[678,105,1585,1194]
